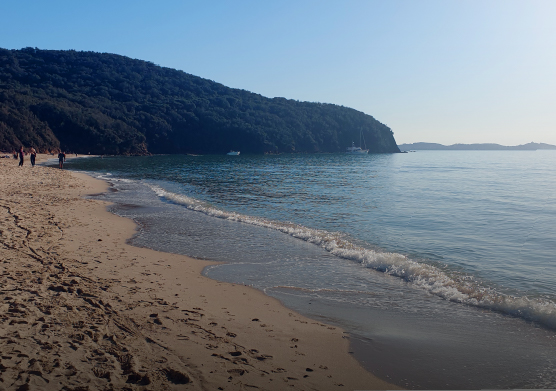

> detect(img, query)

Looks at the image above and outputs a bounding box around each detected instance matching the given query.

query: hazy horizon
[399,141,556,146]
[2,0,555,146]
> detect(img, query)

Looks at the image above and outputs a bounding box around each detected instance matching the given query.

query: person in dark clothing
[18,146,24,167]
[58,151,66,169]
[30,148,37,167]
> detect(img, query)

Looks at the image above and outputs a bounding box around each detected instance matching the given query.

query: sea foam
[149,184,556,330]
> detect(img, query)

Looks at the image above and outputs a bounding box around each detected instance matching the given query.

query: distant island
[398,142,556,151]
[0,48,400,155]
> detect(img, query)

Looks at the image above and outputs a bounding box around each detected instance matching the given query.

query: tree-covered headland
[0,48,400,155]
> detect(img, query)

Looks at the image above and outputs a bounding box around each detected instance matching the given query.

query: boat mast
[360,130,367,150]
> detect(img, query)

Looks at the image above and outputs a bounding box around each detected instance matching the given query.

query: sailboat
[346,131,369,154]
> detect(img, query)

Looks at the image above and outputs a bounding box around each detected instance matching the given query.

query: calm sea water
[65,151,556,389]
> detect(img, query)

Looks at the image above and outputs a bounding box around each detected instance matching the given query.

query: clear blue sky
[2,0,555,145]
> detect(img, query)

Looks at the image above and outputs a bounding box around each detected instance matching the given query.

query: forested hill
[0,48,400,155]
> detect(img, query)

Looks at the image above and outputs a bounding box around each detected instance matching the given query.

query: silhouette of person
[30,148,37,167]
[18,146,24,167]
[58,151,66,169]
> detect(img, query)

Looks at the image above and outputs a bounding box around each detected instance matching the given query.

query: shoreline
[0,156,399,390]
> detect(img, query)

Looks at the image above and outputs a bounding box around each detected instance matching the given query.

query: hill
[398,142,556,151]
[0,48,400,155]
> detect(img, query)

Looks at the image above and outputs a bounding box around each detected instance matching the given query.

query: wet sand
[0,155,399,390]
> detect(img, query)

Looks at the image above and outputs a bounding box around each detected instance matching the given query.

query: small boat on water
[227,151,240,156]
[346,142,368,154]
[346,130,369,153]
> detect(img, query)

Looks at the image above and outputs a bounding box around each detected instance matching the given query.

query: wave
[148,184,556,330]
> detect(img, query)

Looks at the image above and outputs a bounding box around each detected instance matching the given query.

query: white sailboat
[346,131,369,154]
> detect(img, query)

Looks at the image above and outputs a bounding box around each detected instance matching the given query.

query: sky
[1,0,555,145]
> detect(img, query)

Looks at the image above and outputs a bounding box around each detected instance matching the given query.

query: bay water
[65,151,556,389]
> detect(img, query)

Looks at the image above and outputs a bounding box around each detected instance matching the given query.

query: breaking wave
[149,184,556,330]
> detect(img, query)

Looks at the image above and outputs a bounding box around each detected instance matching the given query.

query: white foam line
[149,184,556,330]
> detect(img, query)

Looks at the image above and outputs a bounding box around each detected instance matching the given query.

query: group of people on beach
[15,146,36,167]
[14,147,66,168]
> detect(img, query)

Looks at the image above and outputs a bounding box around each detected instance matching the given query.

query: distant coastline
[398,142,556,151]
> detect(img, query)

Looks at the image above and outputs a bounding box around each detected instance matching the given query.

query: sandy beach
[0,155,398,390]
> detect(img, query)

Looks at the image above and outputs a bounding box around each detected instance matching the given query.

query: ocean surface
[65,151,556,389]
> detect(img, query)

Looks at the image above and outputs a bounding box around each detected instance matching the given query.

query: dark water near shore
[65,151,556,389]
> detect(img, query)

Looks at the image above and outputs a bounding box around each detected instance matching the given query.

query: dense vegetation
[0,48,400,155]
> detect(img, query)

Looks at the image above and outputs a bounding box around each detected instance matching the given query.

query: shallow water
[66,151,556,388]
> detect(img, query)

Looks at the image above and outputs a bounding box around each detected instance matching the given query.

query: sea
[63,150,556,389]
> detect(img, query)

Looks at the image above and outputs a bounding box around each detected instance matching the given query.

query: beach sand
[0,155,399,390]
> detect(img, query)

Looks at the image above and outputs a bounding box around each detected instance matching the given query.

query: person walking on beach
[58,151,66,169]
[30,148,37,167]
[18,146,24,167]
